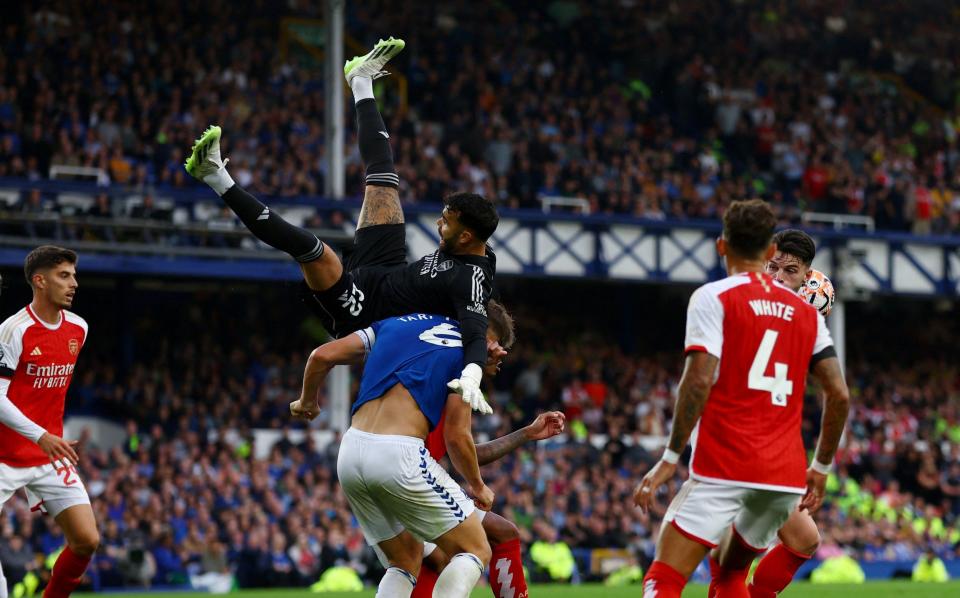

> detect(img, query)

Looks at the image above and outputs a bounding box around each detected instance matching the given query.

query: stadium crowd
[0,288,956,590]
[1,1,960,234]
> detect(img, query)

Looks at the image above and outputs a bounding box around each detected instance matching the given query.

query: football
[801,269,836,316]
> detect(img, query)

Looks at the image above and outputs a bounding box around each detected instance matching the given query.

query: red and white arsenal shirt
[683,272,833,493]
[0,305,87,467]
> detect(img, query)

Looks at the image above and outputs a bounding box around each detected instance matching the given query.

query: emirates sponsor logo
[26,363,75,377]
[25,362,76,389]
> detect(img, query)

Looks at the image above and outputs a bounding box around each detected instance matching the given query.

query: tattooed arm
[635,351,718,512]
[666,351,719,454]
[475,411,565,466]
[635,285,722,512]
[475,428,528,467]
[801,354,850,513]
[810,356,849,467]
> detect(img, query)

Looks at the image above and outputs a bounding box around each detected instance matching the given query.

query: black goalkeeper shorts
[301,224,407,337]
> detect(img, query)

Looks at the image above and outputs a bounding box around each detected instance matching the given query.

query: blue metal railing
[1,178,958,295]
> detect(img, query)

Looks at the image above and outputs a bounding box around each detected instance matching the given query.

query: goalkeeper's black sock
[221,186,323,262]
[356,98,398,189]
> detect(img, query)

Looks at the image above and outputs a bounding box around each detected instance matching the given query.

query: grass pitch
[78,581,960,597]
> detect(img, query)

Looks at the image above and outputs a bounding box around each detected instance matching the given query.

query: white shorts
[663,479,800,551]
[337,428,475,547]
[0,461,90,518]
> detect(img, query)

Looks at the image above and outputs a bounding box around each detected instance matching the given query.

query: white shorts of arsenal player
[663,479,800,551]
[0,461,90,518]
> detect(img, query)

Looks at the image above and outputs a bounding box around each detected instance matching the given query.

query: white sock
[376,567,416,598]
[0,560,7,598]
[351,76,375,103]
[433,553,483,598]
[202,167,236,196]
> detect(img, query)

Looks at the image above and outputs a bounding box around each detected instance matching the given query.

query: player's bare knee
[780,513,821,556]
[450,536,491,567]
[499,519,520,543]
[472,541,492,567]
[300,249,343,292]
[798,539,820,556]
[483,514,519,546]
[786,532,820,557]
[424,546,449,573]
[391,558,421,579]
[70,531,100,557]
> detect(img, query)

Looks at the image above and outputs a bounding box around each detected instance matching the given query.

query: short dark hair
[771,229,816,265]
[487,299,515,349]
[722,200,777,259]
[444,192,499,241]
[24,245,78,286]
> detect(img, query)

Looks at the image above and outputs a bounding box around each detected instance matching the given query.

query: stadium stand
[1,1,960,233]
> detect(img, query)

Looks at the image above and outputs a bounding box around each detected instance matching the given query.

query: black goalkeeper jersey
[374,248,495,369]
[302,223,497,370]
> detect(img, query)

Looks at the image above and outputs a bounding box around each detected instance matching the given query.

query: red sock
[489,538,528,598]
[43,547,92,598]
[749,543,810,598]
[642,560,687,598]
[411,563,440,598]
[713,562,751,598]
[707,556,722,598]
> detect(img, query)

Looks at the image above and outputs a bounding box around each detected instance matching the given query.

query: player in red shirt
[634,201,850,598]
[0,246,99,598]
[733,229,834,598]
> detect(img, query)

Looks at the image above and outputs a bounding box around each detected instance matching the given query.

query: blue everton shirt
[352,314,464,428]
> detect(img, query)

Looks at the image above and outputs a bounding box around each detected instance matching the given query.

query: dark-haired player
[290,301,562,598]
[765,229,816,300]
[289,301,509,597]
[0,246,98,598]
[185,38,499,413]
[736,229,831,598]
[634,200,850,598]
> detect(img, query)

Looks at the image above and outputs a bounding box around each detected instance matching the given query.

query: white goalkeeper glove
[447,363,492,414]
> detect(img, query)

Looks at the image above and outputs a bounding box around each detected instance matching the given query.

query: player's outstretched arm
[475,411,566,466]
[635,351,718,512]
[802,356,850,513]
[443,393,494,511]
[0,380,79,465]
[668,351,718,454]
[447,270,494,413]
[290,333,368,421]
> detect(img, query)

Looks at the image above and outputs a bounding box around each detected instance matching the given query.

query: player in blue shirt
[290,303,515,598]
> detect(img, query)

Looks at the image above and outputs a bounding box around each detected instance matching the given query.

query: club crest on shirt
[419,251,455,278]
[68,339,79,355]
